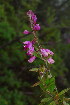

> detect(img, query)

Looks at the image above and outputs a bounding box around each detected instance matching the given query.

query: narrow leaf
[49,101,56,105]
[29,68,39,72]
[58,88,70,96]
[41,97,52,103]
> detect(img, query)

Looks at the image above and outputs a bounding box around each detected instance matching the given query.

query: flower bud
[23,30,30,34]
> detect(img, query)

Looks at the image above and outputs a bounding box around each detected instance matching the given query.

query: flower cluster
[40,49,55,64]
[23,41,36,63]
[23,10,40,34]
[27,10,37,25]
[23,10,55,64]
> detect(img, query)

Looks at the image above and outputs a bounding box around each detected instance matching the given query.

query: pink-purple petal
[28,56,36,63]
[40,49,48,57]
[27,47,34,55]
[23,30,30,34]
[47,58,55,64]
[33,24,40,31]
[23,41,33,50]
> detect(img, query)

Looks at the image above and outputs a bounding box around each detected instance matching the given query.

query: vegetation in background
[0,0,70,104]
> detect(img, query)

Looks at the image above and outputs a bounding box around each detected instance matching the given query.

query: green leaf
[46,77,56,92]
[41,97,52,103]
[46,77,55,85]
[33,51,41,59]
[47,82,55,92]
[29,68,39,72]
[49,101,56,105]
[58,88,70,96]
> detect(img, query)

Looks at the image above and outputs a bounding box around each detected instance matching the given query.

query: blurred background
[0,0,70,105]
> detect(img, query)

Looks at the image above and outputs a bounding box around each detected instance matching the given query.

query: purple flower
[33,24,40,31]
[47,57,55,64]
[40,48,54,57]
[28,56,36,63]
[23,40,36,63]
[23,41,30,44]
[27,10,34,16]
[32,15,37,24]
[23,41,32,50]
[27,47,34,55]
[40,49,48,57]
[45,49,54,55]
[23,30,30,34]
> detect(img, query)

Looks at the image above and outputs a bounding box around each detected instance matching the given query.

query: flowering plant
[23,10,70,105]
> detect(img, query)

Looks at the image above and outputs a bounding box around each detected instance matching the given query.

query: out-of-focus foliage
[0,0,70,105]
